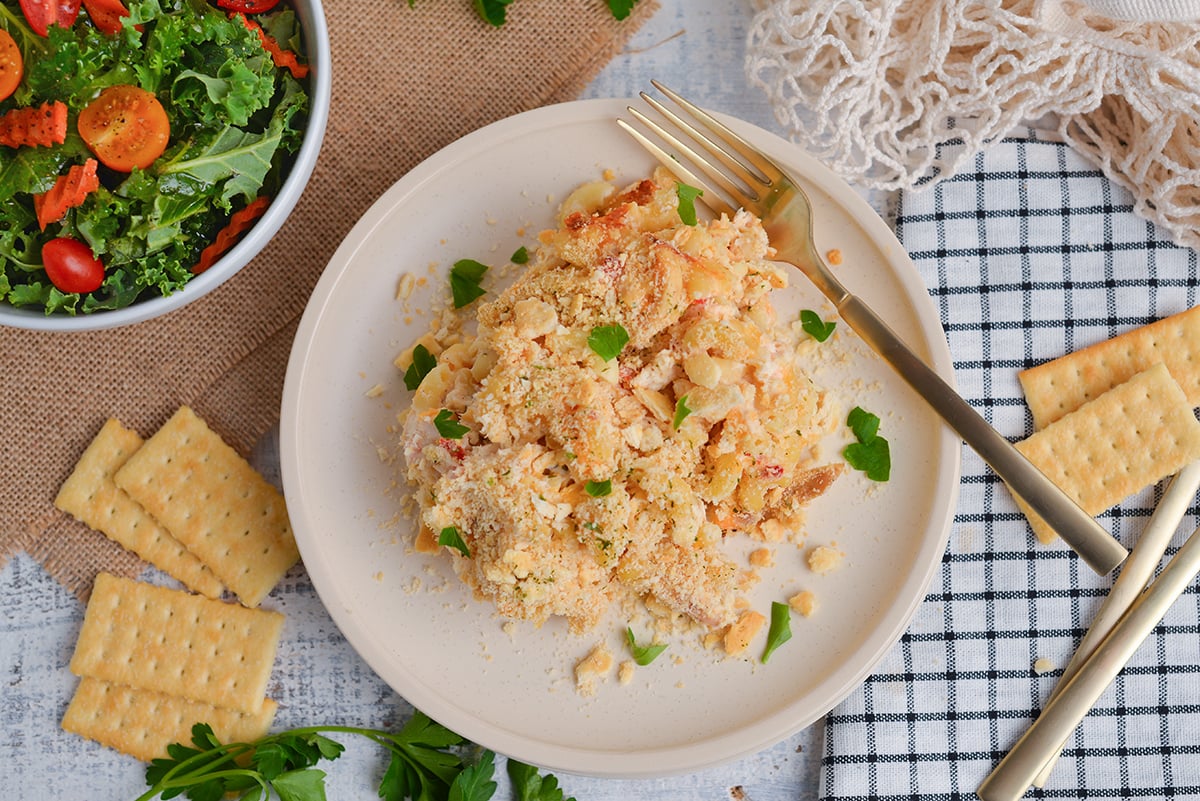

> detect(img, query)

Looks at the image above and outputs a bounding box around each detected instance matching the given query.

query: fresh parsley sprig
[439,525,471,557]
[435,409,471,439]
[843,406,891,481]
[584,479,612,498]
[587,324,629,362]
[408,0,639,27]
[761,601,792,663]
[450,259,489,308]
[625,626,668,666]
[137,712,497,801]
[508,758,577,801]
[404,344,438,391]
[799,309,836,342]
[671,394,692,430]
[675,182,703,226]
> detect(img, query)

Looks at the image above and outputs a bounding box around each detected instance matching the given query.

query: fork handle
[836,294,1127,575]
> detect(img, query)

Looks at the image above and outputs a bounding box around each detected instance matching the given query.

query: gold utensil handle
[976,521,1200,801]
[837,296,1127,575]
[1030,462,1200,787]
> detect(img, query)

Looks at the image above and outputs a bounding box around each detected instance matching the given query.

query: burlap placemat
[0,0,659,601]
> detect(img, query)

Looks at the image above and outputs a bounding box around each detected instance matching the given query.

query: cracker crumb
[617,660,636,685]
[807,544,844,574]
[574,642,614,696]
[1033,657,1055,675]
[788,590,817,617]
[748,547,774,568]
[724,610,767,656]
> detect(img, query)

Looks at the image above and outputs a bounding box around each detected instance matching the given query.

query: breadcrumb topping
[399,168,841,641]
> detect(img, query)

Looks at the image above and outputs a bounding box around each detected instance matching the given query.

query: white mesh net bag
[746,0,1200,248]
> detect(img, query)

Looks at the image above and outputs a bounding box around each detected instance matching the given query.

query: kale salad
[0,0,309,315]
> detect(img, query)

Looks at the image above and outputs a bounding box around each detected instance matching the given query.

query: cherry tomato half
[216,0,280,12]
[81,0,131,34]
[17,0,81,36]
[42,237,106,294]
[77,84,170,172]
[0,30,22,102]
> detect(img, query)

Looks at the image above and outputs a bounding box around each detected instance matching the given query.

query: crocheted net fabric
[746,0,1200,249]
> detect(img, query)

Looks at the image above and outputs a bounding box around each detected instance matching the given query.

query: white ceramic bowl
[0,0,331,332]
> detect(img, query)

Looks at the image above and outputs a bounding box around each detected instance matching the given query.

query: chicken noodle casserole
[400,168,841,638]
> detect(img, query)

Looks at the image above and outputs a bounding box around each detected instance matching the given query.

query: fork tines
[619,81,782,218]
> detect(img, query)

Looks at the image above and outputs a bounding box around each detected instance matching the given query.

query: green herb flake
[508,758,578,801]
[450,258,489,308]
[584,479,612,498]
[844,406,891,481]
[510,245,529,264]
[438,526,471,558]
[403,344,438,391]
[799,309,837,342]
[761,601,793,663]
[472,0,514,26]
[587,324,629,362]
[675,182,704,226]
[434,408,470,439]
[604,0,640,20]
[625,626,668,666]
[672,394,693,430]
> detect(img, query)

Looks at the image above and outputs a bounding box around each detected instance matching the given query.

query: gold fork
[619,82,1127,575]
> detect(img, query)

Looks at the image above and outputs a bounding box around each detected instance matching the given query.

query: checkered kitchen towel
[820,135,1200,799]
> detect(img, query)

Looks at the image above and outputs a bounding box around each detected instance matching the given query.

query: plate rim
[280,96,962,778]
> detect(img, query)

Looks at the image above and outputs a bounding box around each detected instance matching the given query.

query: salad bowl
[0,0,331,332]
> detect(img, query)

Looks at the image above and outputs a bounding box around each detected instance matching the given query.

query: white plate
[280,98,961,778]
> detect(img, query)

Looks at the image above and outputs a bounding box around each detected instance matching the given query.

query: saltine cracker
[113,406,298,607]
[69,573,283,713]
[54,418,224,599]
[62,677,277,762]
[1013,363,1200,543]
[1019,305,1200,430]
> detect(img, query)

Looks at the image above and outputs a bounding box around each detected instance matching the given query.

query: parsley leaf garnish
[604,0,639,20]
[449,749,497,801]
[675,182,704,226]
[847,406,880,442]
[625,626,668,666]
[472,0,514,26]
[508,758,577,801]
[844,406,891,481]
[584,479,612,498]
[404,344,438,391]
[587,324,629,362]
[762,601,793,663]
[799,309,836,342]
[434,409,470,439]
[510,246,529,264]
[139,713,496,801]
[672,394,693,430]
[450,259,489,308]
[439,526,471,557]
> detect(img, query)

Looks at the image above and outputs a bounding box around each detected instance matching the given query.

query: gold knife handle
[977,522,1200,800]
